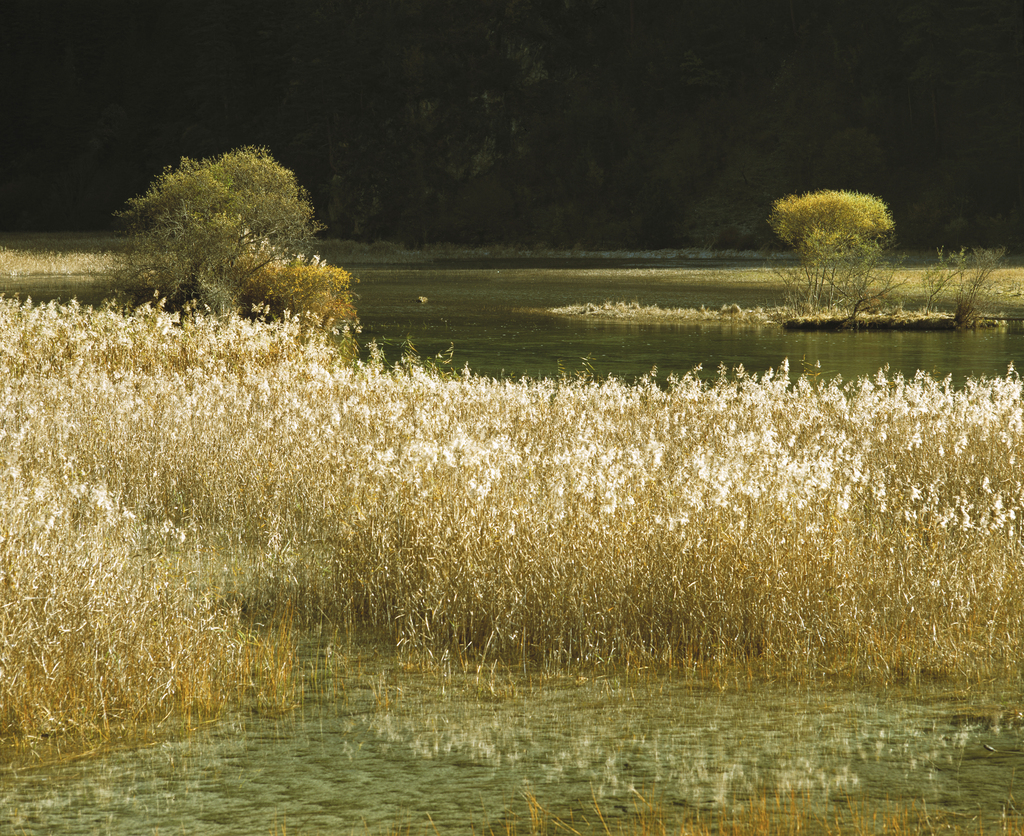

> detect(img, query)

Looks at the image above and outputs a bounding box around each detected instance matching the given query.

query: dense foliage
[115,147,319,310]
[2,0,1022,248]
[239,257,358,333]
[769,191,894,253]
[114,147,355,332]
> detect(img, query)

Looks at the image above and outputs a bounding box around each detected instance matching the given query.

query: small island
[549,299,1011,330]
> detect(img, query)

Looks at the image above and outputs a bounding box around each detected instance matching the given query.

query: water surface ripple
[4,660,1022,834]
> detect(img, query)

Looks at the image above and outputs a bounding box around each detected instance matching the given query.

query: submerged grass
[3,298,1024,719]
[480,790,1024,836]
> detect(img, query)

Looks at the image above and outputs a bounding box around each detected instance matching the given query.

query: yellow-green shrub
[769,190,894,252]
[768,190,898,315]
[113,147,322,313]
[239,256,358,343]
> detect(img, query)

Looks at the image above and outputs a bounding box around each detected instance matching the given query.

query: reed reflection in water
[3,647,1022,835]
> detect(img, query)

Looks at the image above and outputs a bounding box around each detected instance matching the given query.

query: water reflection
[4,647,1022,834]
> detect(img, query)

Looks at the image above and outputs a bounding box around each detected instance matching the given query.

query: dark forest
[2,0,1022,249]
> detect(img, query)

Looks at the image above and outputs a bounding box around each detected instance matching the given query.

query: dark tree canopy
[2,0,1022,249]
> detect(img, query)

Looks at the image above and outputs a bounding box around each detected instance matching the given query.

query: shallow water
[3,644,1023,835]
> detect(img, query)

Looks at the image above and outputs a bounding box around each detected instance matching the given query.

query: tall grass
[0,469,279,746]
[0,300,308,748]
[3,300,1023,719]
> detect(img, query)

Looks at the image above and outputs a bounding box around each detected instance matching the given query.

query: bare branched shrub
[923,247,1007,326]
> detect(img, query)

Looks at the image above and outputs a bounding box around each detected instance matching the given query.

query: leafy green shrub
[769,190,898,316]
[113,147,324,314]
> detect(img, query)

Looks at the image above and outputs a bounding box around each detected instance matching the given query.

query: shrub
[768,190,899,316]
[923,246,1006,326]
[769,190,894,253]
[113,147,324,314]
[239,256,358,332]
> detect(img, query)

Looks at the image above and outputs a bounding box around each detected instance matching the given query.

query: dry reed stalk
[0,467,281,747]
[0,304,304,748]
[3,299,1024,692]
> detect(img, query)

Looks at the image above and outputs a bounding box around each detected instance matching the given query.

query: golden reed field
[2,296,1023,752]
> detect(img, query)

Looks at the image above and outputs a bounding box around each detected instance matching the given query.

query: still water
[354,259,1024,382]
[4,642,1023,835]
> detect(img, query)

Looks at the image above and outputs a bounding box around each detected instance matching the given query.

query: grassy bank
[549,300,779,323]
[3,299,1023,721]
[0,231,759,274]
[0,232,124,277]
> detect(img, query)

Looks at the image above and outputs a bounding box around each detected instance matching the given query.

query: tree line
[2,0,1021,249]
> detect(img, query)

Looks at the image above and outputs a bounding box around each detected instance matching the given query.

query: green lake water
[6,257,1024,382]
[352,259,1024,382]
